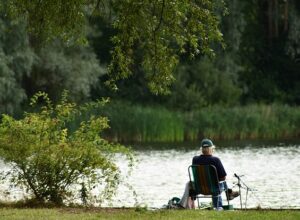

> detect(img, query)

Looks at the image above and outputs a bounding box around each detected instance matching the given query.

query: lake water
[1,140,299,209]
[111,140,300,209]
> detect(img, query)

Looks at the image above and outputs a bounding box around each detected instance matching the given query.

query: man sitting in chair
[179,138,239,210]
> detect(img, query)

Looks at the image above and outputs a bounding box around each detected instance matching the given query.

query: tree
[0,92,133,205]
[165,56,241,110]
[238,0,300,104]
[0,12,34,114]
[24,41,105,103]
[0,0,106,115]
[4,0,225,94]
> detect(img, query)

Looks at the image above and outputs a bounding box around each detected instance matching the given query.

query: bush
[0,92,133,205]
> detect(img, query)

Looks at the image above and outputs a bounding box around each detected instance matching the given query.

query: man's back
[192,155,227,180]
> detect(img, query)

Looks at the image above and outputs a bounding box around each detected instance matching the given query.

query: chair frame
[188,165,230,209]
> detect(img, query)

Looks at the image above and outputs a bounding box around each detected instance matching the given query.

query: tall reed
[98,101,184,143]
[184,104,300,141]
[80,102,300,143]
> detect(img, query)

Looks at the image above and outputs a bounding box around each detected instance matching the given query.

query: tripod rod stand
[234,173,254,209]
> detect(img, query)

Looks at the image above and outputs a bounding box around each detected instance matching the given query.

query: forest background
[1,0,300,143]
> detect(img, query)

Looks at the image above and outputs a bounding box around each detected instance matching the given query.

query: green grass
[0,208,299,220]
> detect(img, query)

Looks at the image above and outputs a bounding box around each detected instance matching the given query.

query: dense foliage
[0,0,299,138]
[4,0,225,94]
[0,13,104,114]
[238,0,300,104]
[0,92,133,205]
[90,0,300,109]
[0,13,34,114]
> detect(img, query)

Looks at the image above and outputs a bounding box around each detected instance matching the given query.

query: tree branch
[154,0,165,33]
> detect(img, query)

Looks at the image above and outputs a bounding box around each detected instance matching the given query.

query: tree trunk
[274,0,278,38]
[283,0,289,32]
[268,0,274,45]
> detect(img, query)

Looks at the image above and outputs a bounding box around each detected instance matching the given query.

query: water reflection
[0,140,299,209]
[111,140,300,209]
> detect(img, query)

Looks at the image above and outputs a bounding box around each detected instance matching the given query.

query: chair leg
[226,191,230,206]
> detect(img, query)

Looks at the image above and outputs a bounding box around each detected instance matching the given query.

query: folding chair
[188,165,230,209]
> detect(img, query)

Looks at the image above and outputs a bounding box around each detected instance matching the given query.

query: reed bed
[185,104,300,141]
[98,101,184,143]
[93,102,300,143]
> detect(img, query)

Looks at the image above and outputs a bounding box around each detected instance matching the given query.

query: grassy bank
[95,102,300,143]
[0,208,299,220]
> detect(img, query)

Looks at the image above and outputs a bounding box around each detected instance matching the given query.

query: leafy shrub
[0,92,133,205]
